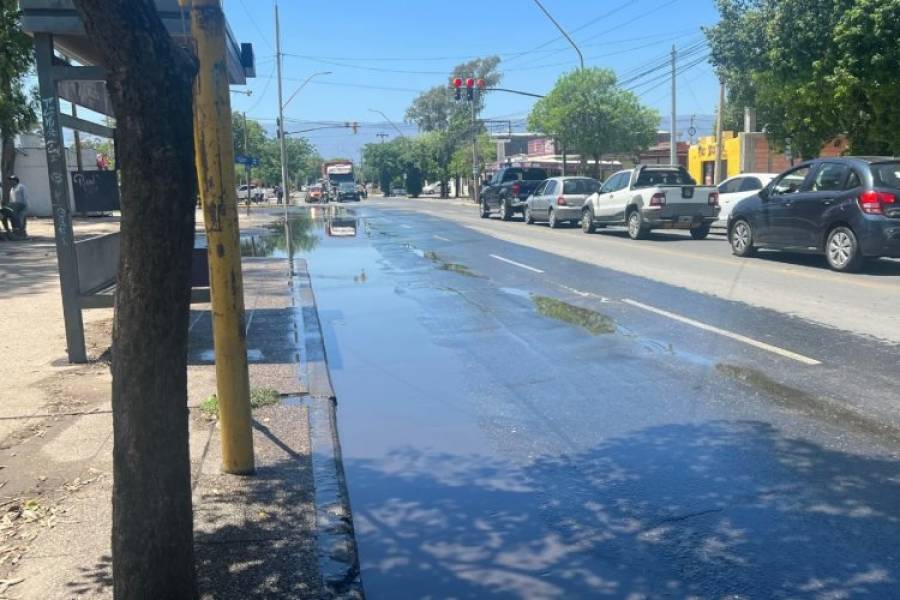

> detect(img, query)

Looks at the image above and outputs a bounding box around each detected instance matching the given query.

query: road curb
[292,258,364,599]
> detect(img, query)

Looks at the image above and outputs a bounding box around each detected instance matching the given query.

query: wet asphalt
[265,202,900,599]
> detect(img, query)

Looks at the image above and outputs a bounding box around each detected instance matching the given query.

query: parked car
[728,157,900,272]
[306,185,324,203]
[524,177,600,228]
[337,182,360,202]
[391,187,406,197]
[422,181,442,195]
[480,167,549,220]
[582,166,720,239]
[715,173,777,226]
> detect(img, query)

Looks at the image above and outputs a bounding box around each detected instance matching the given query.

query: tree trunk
[1,134,15,205]
[70,1,198,598]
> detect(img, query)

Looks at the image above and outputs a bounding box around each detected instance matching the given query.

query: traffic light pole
[471,98,479,205]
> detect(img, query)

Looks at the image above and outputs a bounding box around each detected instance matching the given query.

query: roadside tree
[70,0,199,596]
[529,68,658,176]
[706,0,900,156]
[0,0,37,203]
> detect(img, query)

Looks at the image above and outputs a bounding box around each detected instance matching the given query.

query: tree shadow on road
[346,420,900,598]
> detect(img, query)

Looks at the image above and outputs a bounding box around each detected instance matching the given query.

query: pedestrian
[275,185,284,204]
[2,175,28,236]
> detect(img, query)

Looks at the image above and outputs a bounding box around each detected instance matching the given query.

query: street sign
[235,154,259,166]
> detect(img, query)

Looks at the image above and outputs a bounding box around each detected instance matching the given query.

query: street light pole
[368,108,405,137]
[670,44,677,166]
[532,0,584,70]
[274,2,288,219]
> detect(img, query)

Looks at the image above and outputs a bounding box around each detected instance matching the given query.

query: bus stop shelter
[19,0,255,363]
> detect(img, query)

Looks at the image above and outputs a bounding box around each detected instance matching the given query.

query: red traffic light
[465,78,475,88]
[476,79,486,89]
[452,78,463,88]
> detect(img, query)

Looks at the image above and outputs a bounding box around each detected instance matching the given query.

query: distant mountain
[271,114,716,162]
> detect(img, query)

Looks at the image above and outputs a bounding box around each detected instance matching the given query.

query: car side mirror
[759,184,772,201]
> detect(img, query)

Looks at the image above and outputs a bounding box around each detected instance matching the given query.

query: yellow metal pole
[190,0,255,474]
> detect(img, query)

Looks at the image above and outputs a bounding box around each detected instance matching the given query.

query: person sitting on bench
[2,175,28,236]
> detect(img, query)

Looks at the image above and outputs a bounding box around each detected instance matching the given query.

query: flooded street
[276,202,900,598]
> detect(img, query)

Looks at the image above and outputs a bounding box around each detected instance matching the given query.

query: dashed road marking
[400,224,413,229]
[557,283,610,302]
[434,235,451,242]
[621,298,822,366]
[490,254,544,273]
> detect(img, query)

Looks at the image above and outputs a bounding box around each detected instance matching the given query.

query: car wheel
[480,200,490,219]
[627,210,648,240]
[524,206,534,225]
[826,226,863,272]
[500,198,511,221]
[729,219,756,257]
[548,208,559,229]
[690,223,711,240]
[582,208,596,233]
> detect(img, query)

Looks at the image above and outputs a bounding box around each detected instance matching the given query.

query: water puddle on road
[240,206,362,258]
[531,294,616,335]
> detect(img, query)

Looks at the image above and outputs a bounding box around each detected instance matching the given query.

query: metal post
[275,2,288,218]
[471,98,479,204]
[191,0,255,475]
[532,0,584,70]
[34,34,87,363]
[670,44,677,166]
[714,81,725,185]
[243,112,251,215]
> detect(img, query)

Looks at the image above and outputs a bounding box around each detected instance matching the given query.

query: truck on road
[581,165,720,239]
[322,159,355,201]
[480,166,549,221]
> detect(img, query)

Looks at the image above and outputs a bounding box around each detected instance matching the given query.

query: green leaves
[707,0,900,156]
[528,68,659,165]
[231,112,322,188]
[0,1,37,143]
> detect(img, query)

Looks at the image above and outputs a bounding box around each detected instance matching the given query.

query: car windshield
[872,162,900,189]
[634,168,696,188]
[562,178,599,194]
[339,183,355,191]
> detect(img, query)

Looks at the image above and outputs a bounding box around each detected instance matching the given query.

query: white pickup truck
[581,165,720,239]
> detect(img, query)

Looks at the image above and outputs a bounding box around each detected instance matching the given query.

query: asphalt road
[291,199,900,599]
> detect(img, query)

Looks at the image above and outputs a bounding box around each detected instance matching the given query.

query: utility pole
[670,44,677,166]
[714,81,725,184]
[192,0,254,474]
[274,2,288,218]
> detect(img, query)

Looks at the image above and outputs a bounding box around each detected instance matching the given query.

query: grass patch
[532,295,616,335]
[199,387,281,419]
[424,251,480,277]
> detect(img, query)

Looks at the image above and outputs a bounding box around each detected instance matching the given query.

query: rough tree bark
[0,134,14,204]
[70,1,198,597]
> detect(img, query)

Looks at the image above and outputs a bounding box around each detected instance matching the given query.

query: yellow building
[688,132,741,185]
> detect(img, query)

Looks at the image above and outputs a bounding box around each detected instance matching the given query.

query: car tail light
[557,195,567,206]
[708,192,719,206]
[859,190,896,215]
[650,192,666,206]
[511,182,521,195]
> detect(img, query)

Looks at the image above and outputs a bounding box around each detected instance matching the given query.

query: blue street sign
[235,154,258,166]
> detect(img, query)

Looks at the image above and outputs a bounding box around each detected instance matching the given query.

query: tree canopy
[528,68,658,170]
[231,112,322,188]
[706,0,900,157]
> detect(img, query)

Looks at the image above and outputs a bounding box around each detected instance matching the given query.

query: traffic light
[352,121,359,134]
[276,117,281,139]
[452,77,462,101]
[465,78,474,101]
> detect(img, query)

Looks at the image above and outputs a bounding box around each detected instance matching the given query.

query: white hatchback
[714,173,777,226]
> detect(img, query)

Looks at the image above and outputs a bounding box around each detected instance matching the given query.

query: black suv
[728,157,900,272]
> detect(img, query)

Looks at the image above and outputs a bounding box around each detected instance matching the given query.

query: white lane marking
[434,235,451,242]
[490,254,545,273]
[557,283,610,302]
[400,224,413,229]
[621,298,822,366]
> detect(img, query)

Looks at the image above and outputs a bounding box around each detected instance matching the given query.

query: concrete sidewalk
[0,210,343,599]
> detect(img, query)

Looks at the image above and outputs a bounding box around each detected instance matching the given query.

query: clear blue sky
[225,0,722,157]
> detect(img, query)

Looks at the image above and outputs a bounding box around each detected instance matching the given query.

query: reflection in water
[240,213,319,258]
[327,217,358,238]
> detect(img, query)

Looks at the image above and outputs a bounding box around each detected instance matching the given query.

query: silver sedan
[523,177,601,228]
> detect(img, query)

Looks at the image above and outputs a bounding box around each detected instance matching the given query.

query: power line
[244,62,277,113]
[237,0,273,51]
